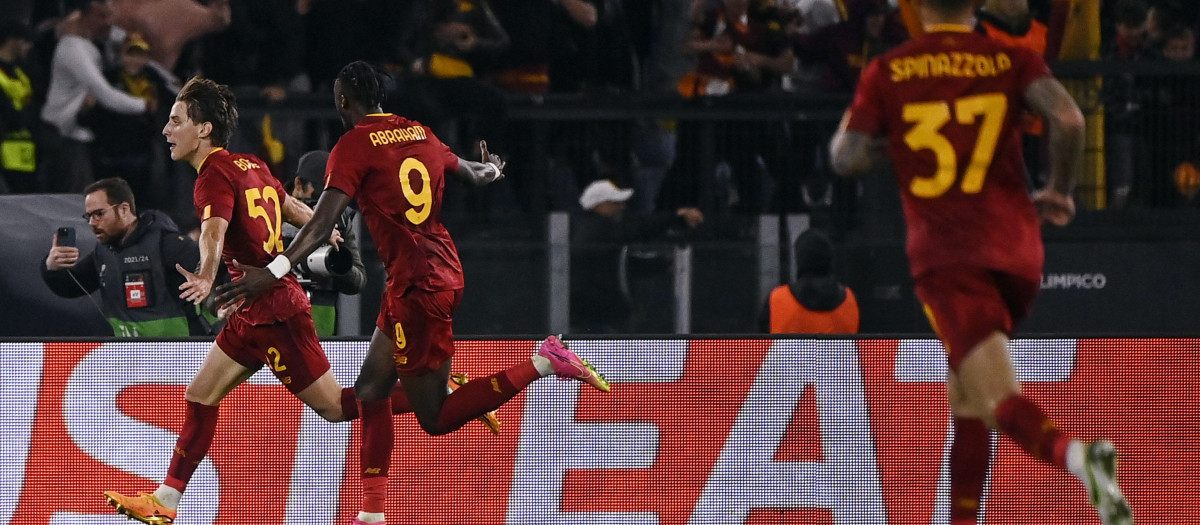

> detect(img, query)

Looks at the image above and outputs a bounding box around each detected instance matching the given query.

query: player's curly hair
[175,76,238,147]
[336,60,388,110]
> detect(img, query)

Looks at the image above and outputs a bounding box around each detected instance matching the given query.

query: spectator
[976,0,1052,189]
[282,150,367,336]
[977,0,1052,59]
[109,0,230,75]
[1102,0,1152,208]
[660,0,796,215]
[0,20,38,193]
[411,0,511,156]
[759,228,859,334]
[781,0,841,93]
[791,0,908,94]
[1145,22,1198,206]
[489,0,598,94]
[677,0,795,98]
[571,179,702,333]
[41,176,205,337]
[39,0,153,194]
[82,32,174,211]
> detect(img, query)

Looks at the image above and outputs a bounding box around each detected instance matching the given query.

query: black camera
[298,244,352,277]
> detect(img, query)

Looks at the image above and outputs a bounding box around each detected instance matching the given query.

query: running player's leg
[352,328,401,525]
[296,371,416,423]
[278,313,414,422]
[946,372,992,525]
[105,340,257,524]
[932,270,1131,525]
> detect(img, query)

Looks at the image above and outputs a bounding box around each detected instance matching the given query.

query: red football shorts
[216,310,330,394]
[376,288,462,374]
[914,267,1039,371]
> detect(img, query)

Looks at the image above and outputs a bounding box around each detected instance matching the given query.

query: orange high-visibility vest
[980,18,1048,56]
[768,285,860,334]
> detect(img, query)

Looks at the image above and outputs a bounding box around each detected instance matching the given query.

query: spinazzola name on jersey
[889,51,1013,82]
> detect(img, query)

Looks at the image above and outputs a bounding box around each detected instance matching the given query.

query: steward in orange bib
[761,228,859,334]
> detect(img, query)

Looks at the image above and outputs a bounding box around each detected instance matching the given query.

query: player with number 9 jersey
[193,148,310,324]
[325,114,464,295]
[845,25,1050,282]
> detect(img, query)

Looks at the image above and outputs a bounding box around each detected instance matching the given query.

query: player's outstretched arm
[1025,75,1085,226]
[453,139,506,187]
[178,216,228,305]
[830,110,887,177]
[212,189,353,305]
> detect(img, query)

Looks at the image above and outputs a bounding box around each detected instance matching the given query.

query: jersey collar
[197,147,225,172]
[926,23,973,34]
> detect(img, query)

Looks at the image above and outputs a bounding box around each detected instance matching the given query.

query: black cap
[296,150,330,187]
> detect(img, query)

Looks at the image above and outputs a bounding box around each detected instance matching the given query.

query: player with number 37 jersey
[845,27,1049,282]
[194,148,309,323]
[325,113,464,294]
[831,3,1131,524]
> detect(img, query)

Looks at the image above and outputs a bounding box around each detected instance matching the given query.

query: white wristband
[485,162,501,181]
[266,254,292,279]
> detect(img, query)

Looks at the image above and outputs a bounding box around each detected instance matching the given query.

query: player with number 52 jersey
[104,76,434,525]
[193,147,310,323]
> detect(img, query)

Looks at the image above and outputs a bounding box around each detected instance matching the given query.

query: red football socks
[164,400,219,492]
[434,362,540,433]
[994,394,1070,469]
[949,417,991,524]
[340,386,413,420]
[359,398,392,514]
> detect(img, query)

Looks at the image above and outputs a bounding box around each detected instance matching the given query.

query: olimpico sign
[0,338,1192,524]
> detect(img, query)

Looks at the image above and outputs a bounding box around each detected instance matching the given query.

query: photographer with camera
[283,150,366,335]
[41,177,205,336]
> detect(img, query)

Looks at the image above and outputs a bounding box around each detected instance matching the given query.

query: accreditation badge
[125,273,148,308]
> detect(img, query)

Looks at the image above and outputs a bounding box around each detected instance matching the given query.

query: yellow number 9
[399,157,432,225]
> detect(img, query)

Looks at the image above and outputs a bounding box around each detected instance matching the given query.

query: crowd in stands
[2,0,1200,233]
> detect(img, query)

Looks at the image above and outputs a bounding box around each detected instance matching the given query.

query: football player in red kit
[102,76,497,525]
[215,61,610,525]
[830,1,1132,524]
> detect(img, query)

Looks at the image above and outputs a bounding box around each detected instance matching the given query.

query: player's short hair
[923,0,973,13]
[85,177,137,215]
[336,60,388,110]
[175,76,238,147]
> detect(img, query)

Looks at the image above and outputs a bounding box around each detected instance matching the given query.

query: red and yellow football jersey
[194,148,309,324]
[326,114,464,294]
[846,25,1051,281]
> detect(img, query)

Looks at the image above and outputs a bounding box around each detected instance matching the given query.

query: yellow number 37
[901,92,1007,199]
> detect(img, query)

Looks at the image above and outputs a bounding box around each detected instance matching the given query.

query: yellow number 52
[245,186,284,252]
[901,92,1007,199]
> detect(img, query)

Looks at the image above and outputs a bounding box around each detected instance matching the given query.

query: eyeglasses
[82,204,120,221]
